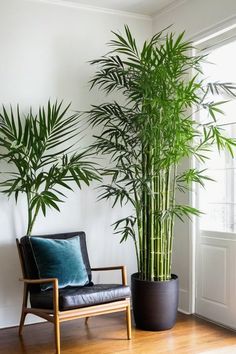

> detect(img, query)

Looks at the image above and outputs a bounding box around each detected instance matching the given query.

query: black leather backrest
[20,231,92,283]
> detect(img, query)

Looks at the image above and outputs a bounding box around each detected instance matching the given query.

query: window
[199,39,236,232]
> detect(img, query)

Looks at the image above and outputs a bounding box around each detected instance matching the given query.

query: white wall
[0,0,152,328]
[153,0,236,314]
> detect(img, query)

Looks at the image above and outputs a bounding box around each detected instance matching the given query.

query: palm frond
[0,101,100,235]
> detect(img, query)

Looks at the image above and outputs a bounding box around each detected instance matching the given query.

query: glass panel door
[195,35,236,329]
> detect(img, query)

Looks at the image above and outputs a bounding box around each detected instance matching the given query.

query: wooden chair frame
[16,239,132,354]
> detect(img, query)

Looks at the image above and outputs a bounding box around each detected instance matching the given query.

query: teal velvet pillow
[30,236,89,291]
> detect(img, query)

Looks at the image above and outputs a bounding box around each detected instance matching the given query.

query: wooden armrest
[91,266,125,271]
[19,278,58,286]
[19,278,59,312]
[91,266,127,285]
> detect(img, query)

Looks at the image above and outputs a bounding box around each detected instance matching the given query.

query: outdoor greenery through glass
[0,101,100,235]
[88,26,236,281]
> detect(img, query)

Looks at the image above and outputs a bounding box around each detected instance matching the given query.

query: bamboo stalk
[134,184,142,274]
[141,149,147,279]
[26,192,32,236]
[165,168,170,280]
[149,148,155,280]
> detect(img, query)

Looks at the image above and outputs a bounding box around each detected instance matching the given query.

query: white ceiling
[60,0,182,16]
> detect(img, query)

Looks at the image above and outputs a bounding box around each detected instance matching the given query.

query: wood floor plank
[0,313,236,354]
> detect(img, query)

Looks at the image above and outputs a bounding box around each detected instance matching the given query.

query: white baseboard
[178,288,192,314]
[178,308,192,315]
[0,305,44,329]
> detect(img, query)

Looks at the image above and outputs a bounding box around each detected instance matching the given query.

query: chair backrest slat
[16,238,27,278]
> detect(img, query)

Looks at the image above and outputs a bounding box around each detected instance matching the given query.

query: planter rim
[131,272,178,284]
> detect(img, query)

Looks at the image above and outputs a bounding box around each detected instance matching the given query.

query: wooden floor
[1,313,236,354]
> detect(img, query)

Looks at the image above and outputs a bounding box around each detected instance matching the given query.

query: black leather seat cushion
[30,284,131,311]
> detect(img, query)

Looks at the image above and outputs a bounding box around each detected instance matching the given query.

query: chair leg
[54,316,61,354]
[126,304,132,340]
[85,317,89,324]
[18,284,28,336]
[19,311,27,336]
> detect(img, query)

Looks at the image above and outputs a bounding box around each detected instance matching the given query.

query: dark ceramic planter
[131,272,179,331]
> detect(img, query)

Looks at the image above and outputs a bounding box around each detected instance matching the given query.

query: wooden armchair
[16,232,131,354]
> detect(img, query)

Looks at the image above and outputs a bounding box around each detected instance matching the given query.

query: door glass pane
[199,40,236,233]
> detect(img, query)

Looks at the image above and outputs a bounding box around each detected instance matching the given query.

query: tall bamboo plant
[88,26,236,281]
[0,101,100,235]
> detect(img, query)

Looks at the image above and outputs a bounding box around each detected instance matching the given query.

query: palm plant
[0,101,100,235]
[88,26,236,281]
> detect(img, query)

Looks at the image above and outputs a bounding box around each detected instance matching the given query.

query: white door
[195,32,236,329]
